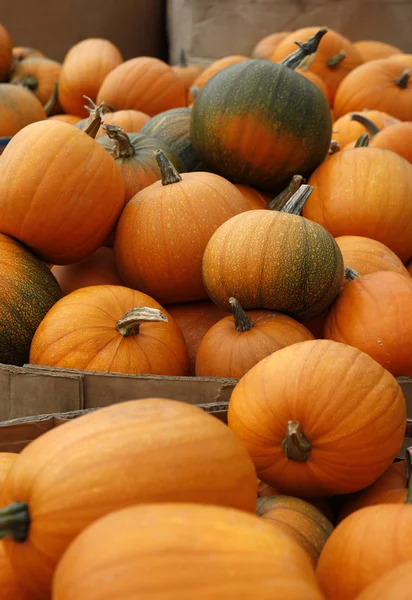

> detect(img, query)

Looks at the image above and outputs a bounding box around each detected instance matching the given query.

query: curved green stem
[281,27,328,71]
[229,298,254,332]
[395,69,411,89]
[350,113,380,137]
[281,184,313,215]
[17,75,38,91]
[0,502,30,543]
[281,420,312,462]
[268,175,303,211]
[354,133,370,148]
[344,267,360,281]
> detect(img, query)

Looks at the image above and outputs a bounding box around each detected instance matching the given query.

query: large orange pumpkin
[195,298,314,378]
[356,561,412,600]
[0,83,46,136]
[0,120,125,265]
[0,398,258,598]
[0,24,12,82]
[114,150,250,304]
[53,503,323,600]
[331,110,400,148]
[97,57,186,117]
[335,236,410,280]
[302,147,412,263]
[29,285,190,375]
[10,57,62,109]
[228,339,406,497]
[324,270,412,377]
[353,40,404,62]
[59,38,123,117]
[334,58,412,121]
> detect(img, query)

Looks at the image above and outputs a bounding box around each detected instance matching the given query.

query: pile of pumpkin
[0,20,411,599]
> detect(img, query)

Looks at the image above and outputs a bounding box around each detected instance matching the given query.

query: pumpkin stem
[268,175,303,211]
[406,447,412,504]
[281,27,328,71]
[16,74,38,91]
[82,96,113,139]
[326,50,347,69]
[115,306,168,337]
[282,420,312,462]
[344,267,360,281]
[155,149,182,186]
[354,133,370,148]
[190,85,200,102]
[395,69,411,89]
[0,502,30,542]
[350,113,380,137]
[43,80,59,117]
[102,124,134,159]
[228,297,254,332]
[297,53,316,72]
[328,140,341,155]
[179,48,188,68]
[281,184,313,215]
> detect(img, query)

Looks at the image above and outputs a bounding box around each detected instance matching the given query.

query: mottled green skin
[0,235,62,366]
[140,108,203,172]
[191,60,332,191]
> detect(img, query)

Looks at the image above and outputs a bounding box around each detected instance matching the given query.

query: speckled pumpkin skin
[191,59,332,191]
[0,233,62,365]
[202,210,344,320]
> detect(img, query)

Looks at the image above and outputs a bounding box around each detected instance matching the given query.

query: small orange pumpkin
[0,83,46,136]
[12,46,44,62]
[251,31,291,60]
[171,48,204,100]
[48,113,81,125]
[10,57,62,109]
[331,110,400,148]
[335,236,410,279]
[353,40,404,62]
[368,121,412,162]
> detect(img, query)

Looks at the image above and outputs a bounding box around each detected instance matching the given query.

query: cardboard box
[0,363,410,456]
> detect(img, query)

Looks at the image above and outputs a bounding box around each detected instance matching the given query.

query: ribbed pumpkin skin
[0,84,46,136]
[331,110,399,148]
[303,148,412,263]
[2,399,258,598]
[356,561,412,600]
[336,236,410,280]
[0,542,32,600]
[228,339,406,498]
[140,107,202,171]
[370,122,412,163]
[59,38,123,117]
[191,60,332,191]
[0,120,125,265]
[53,503,322,600]
[96,57,186,117]
[0,233,62,366]
[256,495,334,567]
[202,210,344,320]
[10,57,62,107]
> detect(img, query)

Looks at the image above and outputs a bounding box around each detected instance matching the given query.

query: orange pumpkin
[336,236,410,280]
[59,38,123,117]
[334,58,412,121]
[257,481,335,523]
[0,83,46,136]
[10,57,62,109]
[165,300,228,374]
[251,31,291,60]
[302,147,412,263]
[97,56,186,117]
[0,398,258,598]
[0,24,12,82]
[12,46,44,62]
[171,48,204,100]
[0,542,33,600]
[188,55,249,102]
[271,27,363,100]
[233,183,271,209]
[331,110,400,148]
[353,40,404,62]
[228,339,406,497]
[195,297,314,378]
[389,53,412,68]
[52,503,323,600]
[368,121,412,162]
[51,247,124,295]
[257,495,334,567]
[0,120,125,265]
[114,150,250,304]
[98,108,150,135]
[48,113,81,125]
[324,270,412,377]
[356,561,412,600]
[0,453,18,495]
[29,285,190,375]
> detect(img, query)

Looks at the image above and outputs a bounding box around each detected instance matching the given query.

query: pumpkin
[271,27,363,100]
[202,186,344,320]
[324,270,412,377]
[10,57,62,110]
[97,125,184,205]
[257,481,335,523]
[0,398,258,598]
[114,150,250,304]
[59,38,123,117]
[29,284,190,375]
[355,561,412,600]
[353,40,404,62]
[191,29,332,191]
[251,31,291,60]
[188,54,249,103]
[0,119,125,265]
[233,183,271,209]
[140,107,203,171]
[257,495,334,567]
[336,236,410,280]
[0,453,18,495]
[0,233,62,366]
[334,58,412,121]
[96,56,186,117]
[52,503,323,600]
[228,339,406,497]
[12,46,44,62]
[331,110,400,148]
[0,83,46,136]
[368,121,412,163]
[48,113,81,125]
[77,108,151,138]
[389,53,412,68]
[171,48,204,99]
[0,24,12,82]
[0,542,33,600]
[165,300,228,374]
[51,247,124,295]
[302,147,412,263]
[316,494,412,599]
[195,297,314,378]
